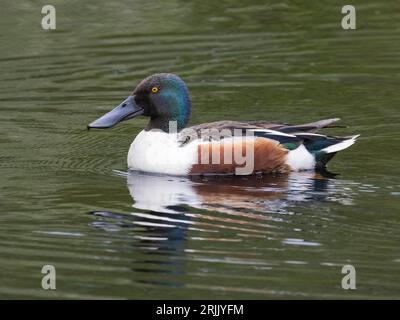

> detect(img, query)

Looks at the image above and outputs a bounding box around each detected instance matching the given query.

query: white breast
[127,130,198,175]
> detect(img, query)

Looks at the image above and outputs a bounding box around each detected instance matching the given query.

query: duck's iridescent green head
[88,73,191,132]
[134,73,191,131]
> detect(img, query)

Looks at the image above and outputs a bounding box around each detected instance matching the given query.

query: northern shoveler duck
[88,73,359,175]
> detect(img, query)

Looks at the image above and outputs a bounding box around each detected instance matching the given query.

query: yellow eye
[151,86,158,93]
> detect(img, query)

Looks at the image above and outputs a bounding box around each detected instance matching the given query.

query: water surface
[0,0,400,299]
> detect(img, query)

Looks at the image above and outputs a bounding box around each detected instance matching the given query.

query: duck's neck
[145,116,188,133]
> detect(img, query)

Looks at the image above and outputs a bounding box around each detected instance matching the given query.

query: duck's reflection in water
[127,170,353,214]
[89,170,355,287]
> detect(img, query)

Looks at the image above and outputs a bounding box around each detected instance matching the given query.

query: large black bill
[87,96,143,129]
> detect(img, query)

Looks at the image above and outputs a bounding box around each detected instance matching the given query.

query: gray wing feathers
[178,118,342,145]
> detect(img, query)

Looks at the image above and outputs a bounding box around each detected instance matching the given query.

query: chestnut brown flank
[189,138,289,175]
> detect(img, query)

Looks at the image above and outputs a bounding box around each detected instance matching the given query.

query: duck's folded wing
[179,118,342,145]
[271,118,343,133]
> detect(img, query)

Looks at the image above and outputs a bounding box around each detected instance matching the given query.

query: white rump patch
[286,144,316,171]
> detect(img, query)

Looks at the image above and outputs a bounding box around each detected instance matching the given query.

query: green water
[1,0,400,299]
